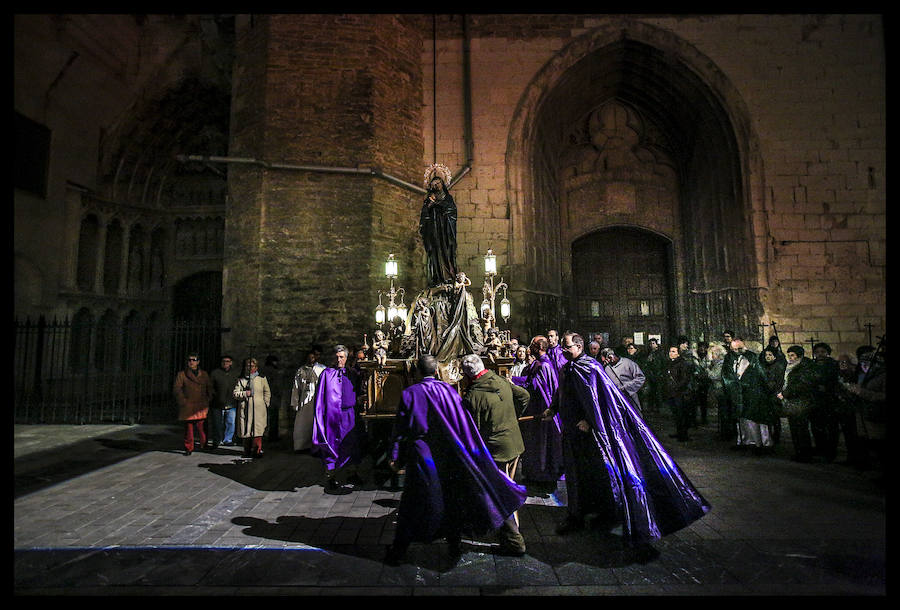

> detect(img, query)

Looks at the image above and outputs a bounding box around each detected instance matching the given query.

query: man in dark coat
[642,337,666,413]
[420,164,458,287]
[778,345,820,462]
[727,337,776,453]
[661,345,694,441]
[461,353,531,556]
[761,347,787,444]
[541,333,710,548]
[719,330,741,441]
[385,354,528,565]
[810,342,841,462]
[209,354,240,448]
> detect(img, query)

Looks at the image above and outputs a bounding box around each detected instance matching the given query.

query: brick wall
[225,15,425,368]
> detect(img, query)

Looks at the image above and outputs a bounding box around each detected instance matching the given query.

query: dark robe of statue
[420,180,458,287]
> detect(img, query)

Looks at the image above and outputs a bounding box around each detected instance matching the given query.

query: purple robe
[390,377,528,543]
[553,354,711,544]
[512,354,564,482]
[311,367,360,472]
[547,344,568,374]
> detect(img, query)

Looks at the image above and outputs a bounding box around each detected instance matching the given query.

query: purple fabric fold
[547,344,568,374]
[559,355,711,543]
[311,367,359,471]
[512,354,564,482]
[390,377,528,543]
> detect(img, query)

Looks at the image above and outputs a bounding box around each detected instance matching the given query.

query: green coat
[781,357,819,415]
[724,351,775,425]
[462,370,529,463]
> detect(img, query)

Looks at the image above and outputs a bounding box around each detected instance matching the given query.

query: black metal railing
[14,316,223,424]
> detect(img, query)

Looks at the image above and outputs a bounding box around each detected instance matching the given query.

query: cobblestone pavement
[14,409,885,596]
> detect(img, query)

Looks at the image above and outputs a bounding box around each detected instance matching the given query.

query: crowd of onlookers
[172,328,885,478]
[587,330,886,471]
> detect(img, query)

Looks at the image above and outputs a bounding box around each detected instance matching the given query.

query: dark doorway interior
[172,271,223,372]
[572,227,673,347]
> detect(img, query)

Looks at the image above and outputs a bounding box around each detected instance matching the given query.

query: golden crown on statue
[423,163,452,189]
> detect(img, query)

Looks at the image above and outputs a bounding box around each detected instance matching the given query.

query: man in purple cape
[511,335,564,487]
[542,332,711,547]
[546,329,568,373]
[311,344,361,492]
[385,355,528,565]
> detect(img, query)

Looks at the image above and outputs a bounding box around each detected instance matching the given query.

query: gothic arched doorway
[507,19,766,341]
[572,227,674,347]
[172,271,223,372]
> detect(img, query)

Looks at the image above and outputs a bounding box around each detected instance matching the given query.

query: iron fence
[14,316,224,424]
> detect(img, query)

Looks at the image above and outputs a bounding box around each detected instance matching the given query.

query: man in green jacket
[461,353,531,556]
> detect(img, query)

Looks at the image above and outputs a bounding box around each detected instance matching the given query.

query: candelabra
[374,253,406,326]
[480,248,510,330]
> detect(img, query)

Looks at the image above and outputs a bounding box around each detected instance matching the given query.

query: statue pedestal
[358,356,515,419]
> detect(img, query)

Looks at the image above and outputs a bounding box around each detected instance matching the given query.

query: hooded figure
[385,355,528,565]
[544,333,710,546]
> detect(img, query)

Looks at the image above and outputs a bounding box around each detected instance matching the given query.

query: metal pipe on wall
[175,155,427,195]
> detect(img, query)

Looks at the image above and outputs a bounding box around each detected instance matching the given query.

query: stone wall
[424,14,884,355]
[225,15,425,367]
[14,14,885,365]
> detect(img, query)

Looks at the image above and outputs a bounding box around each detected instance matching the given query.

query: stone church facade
[15,14,885,376]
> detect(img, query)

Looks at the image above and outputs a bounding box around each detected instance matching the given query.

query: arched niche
[506,18,766,339]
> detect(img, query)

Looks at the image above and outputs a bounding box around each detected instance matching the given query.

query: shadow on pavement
[228,501,648,573]
[14,425,183,499]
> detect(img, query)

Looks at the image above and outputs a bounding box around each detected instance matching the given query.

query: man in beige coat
[234,357,271,459]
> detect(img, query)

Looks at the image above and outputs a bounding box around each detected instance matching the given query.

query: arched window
[76,215,100,292]
[143,311,162,369]
[121,310,142,370]
[126,225,145,295]
[150,227,166,289]
[94,309,119,371]
[69,307,94,371]
[103,220,124,295]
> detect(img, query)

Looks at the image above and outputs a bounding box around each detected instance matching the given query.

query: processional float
[358,164,516,420]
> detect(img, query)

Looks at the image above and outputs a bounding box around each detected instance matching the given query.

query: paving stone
[13,411,886,595]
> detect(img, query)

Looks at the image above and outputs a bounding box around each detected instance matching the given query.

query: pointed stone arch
[506,18,768,341]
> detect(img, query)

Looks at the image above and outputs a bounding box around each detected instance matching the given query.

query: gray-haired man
[460,353,531,556]
[599,347,646,414]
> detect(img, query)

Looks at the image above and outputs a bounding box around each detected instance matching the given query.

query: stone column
[224,14,425,362]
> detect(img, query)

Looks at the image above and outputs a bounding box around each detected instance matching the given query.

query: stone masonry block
[838,331,868,346]
[830,317,862,332]
[791,291,827,306]
[801,317,833,331]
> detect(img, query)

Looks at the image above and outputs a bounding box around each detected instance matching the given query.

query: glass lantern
[385,253,398,279]
[484,249,497,276]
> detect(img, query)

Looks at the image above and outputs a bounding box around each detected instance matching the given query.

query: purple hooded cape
[512,354,564,482]
[311,367,359,472]
[547,344,568,374]
[555,354,711,544]
[390,377,528,543]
